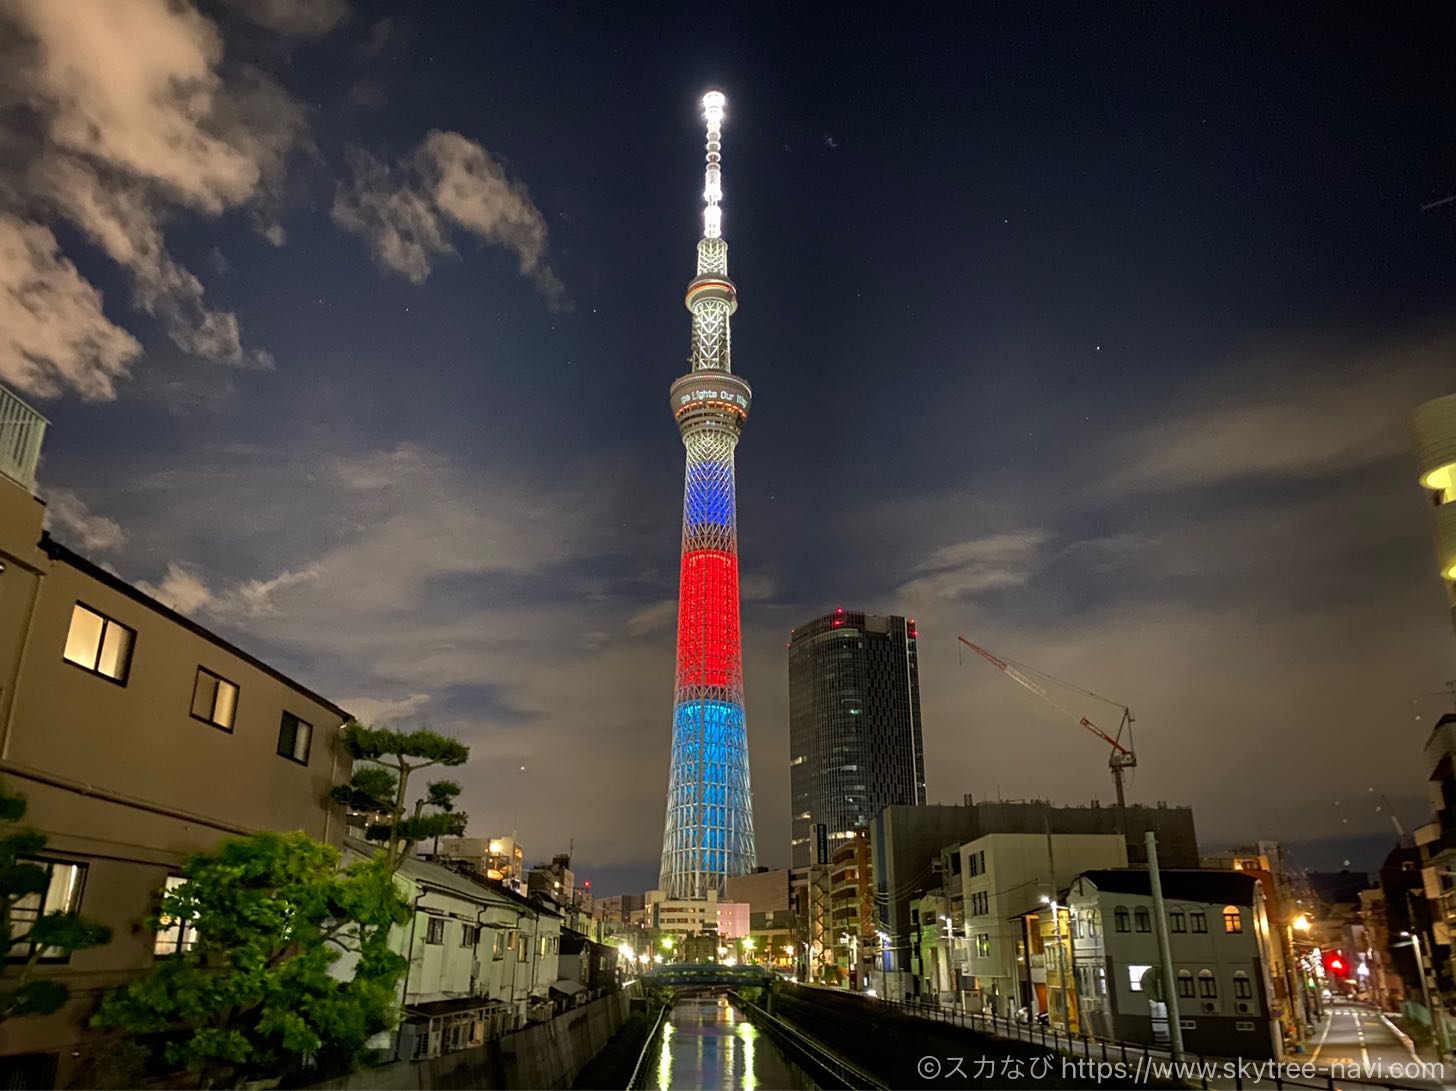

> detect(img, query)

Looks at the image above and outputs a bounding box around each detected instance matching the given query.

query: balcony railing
[0,385,47,492]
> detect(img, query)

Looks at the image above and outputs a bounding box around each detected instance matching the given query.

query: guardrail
[843,989,1438,1091]
[727,990,888,1091]
[625,1001,669,1091]
[0,384,47,492]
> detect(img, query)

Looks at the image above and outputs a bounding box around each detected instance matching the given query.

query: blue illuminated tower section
[658,90,756,900]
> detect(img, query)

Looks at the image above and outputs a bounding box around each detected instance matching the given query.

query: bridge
[640,962,776,989]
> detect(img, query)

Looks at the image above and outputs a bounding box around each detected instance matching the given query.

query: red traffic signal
[1324,952,1349,978]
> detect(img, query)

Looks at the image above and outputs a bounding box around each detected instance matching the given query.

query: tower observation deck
[658,91,757,900]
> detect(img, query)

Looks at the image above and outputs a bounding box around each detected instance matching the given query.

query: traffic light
[1324,951,1350,979]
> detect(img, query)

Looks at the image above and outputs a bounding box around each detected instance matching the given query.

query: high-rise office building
[788,609,926,868]
[657,91,756,899]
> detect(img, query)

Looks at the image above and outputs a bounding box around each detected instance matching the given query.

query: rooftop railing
[0,385,47,492]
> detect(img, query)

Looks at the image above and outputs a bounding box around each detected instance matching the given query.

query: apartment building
[956,832,1127,1017]
[1067,869,1281,1059]
[0,389,352,1087]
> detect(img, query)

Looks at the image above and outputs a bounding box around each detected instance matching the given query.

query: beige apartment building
[0,388,351,1088]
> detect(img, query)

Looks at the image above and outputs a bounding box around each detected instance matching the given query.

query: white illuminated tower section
[658,90,757,900]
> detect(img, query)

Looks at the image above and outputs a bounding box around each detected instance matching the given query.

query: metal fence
[0,384,46,492]
[626,1001,670,1091]
[804,986,1443,1091]
[727,990,888,1091]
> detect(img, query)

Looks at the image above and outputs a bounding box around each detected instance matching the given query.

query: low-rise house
[1068,869,1281,1060]
[341,839,563,1059]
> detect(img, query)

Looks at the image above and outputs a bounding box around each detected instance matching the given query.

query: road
[1308,999,1445,1086]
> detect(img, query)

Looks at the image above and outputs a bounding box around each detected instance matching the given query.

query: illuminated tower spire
[658,90,756,900]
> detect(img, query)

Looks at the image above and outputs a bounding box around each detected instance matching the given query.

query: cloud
[1104,329,1456,493]
[230,0,349,38]
[339,692,431,726]
[897,530,1047,602]
[0,214,140,401]
[43,488,128,552]
[136,562,215,615]
[333,130,568,308]
[627,599,677,638]
[0,0,310,383]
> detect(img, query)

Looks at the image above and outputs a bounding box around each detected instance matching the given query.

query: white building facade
[1067,869,1281,1060]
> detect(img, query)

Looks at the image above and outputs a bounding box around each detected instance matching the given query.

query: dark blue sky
[6,1,1456,893]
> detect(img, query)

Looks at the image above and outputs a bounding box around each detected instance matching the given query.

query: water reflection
[655,996,811,1090]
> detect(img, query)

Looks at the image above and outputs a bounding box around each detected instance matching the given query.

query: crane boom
[958,635,1138,818]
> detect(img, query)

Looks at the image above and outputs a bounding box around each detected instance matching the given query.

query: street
[1307,1000,1437,1082]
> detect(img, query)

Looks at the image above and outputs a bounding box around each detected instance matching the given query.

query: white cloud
[137,562,216,615]
[333,131,567,308]
[897,530,1046,602]
[0,0,310,382]
[0,214,140,401]
[627,599,677,638]
[230,0,349,38]
[339,692,431,726]
[43,488,128,552]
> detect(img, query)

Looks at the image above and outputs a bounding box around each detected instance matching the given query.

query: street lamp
[1401,931,1452,1059]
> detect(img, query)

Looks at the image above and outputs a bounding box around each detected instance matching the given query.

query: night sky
[6,2,1456,894]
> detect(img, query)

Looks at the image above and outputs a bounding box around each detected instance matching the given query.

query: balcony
[0,385,47,492]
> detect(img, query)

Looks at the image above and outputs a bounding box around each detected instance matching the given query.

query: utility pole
[1147,831,1185,1061]
[1406,929,1452,1059]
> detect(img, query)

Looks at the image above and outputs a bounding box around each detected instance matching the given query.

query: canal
[652,995,816,1090]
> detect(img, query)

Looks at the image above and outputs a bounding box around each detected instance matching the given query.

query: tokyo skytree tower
[658,91,757,899]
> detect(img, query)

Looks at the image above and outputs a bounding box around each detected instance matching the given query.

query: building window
[1222,906,1243,934]
[1127,964,1152,991]
[1134,907,1151,932]
[190,667,239,731]
[1169,910,1185,933]
[9,860,88,962]
[1177,969,1195,998]
[277,712,312,764]
[1190,911,1207,933]
[1198,970,1217,998]
[154,875,198,957]
[62,603,134,684]
[1114,906,1130,932]
[1233,971,1252,999]
[461,924,479,947]
[425,918,446,945]
[492,931,506,959]
[975,933,991,958]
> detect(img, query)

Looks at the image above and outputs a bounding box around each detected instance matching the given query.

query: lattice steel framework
[658,91,757,900]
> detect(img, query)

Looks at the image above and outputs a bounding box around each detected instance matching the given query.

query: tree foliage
[92,831,409,1088]
[330,722,470,869]
[1,779,110,1023]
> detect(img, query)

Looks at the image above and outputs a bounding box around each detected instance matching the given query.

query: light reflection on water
[654,996,808,1090]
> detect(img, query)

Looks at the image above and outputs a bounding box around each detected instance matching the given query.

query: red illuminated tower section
[658,91,756,900]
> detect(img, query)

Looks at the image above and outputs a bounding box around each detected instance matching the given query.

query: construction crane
[957,636,1137,820]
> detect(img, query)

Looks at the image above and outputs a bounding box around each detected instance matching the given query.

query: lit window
[62,603,134,683]
[1128,964,1152,991]
[154,876,198,957]
[9,859,88,962]
[1223,906,1242,934]
[277,712,312,764]
[191,667,239,731]
[425,918,446,945]
[493,932,506,959]
[975,933,991,957]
